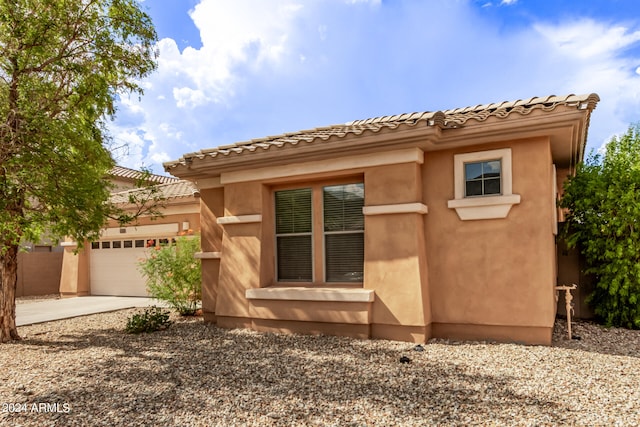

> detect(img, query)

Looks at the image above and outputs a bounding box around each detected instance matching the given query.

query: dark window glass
[325,233,364,282]
[135,240,145,248]
[123,240,133,248]
[276,235,313,281]
[101,241,110,249]
[275,188,312,234]
[112,241,122,249]
[464,160,501,197]
[91,242,100,250]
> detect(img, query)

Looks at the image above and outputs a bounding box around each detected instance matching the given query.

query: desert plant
[139,236,202,315]
[125,306,172,334]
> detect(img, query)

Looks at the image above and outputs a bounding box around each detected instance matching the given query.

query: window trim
[448,148,520,220]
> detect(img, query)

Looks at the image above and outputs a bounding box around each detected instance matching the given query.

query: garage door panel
[90,242,152,296]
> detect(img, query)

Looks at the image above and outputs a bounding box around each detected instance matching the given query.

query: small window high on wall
[274,181,364,284]
[448,148,520,220]
[464,159,501,197]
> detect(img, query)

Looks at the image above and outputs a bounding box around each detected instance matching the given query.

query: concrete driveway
[16,296,162,326]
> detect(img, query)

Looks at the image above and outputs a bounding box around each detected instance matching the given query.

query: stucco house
[164,93,599,345]
[59,167,201,297]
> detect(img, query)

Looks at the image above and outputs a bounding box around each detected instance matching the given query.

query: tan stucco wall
[197,139,560,345]
[363,163,431,342]
[200,188,224,321]
[423,138,556,344]
[215,182,263,320]
[59,244,90,297]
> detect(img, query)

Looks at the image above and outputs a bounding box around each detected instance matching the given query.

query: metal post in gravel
[556,284,577,339]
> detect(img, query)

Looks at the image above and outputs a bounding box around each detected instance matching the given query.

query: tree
[0,0,158,342]
[560,123,640,329]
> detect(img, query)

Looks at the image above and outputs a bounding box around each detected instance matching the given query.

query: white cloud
[500,0,517,5]
[109,128,147,169]
[173,87,209,108]
[537,21,640,60]
[345,0,381,4]
[534,20,640,150]
[145,0,306,111]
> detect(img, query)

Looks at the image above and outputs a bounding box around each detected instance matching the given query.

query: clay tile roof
[110,165,179,185]
[109,180,199,205]
[164,93,599,171]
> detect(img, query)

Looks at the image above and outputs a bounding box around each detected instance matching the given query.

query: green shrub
[138,236,202,316]
[125,306,172,334]
[561,123,640,329]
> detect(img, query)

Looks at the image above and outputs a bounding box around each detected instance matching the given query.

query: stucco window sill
[447,194,521,220]
[246,287,375,303]
[216,214,262,225]
[194,251,221,259]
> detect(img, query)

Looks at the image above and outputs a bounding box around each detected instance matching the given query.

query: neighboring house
[109,165,179,191]
[164,93,599,345]
[59,168,201,297]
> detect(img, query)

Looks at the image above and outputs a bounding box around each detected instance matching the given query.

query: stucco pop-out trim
[246,287,375,303]
[363,203,428,216]
[194,252,221,259]
[448,148,521,220]
[220,148,424,184]
[216,214,263,225]
[101,223,180,237]
[447,194,521,220]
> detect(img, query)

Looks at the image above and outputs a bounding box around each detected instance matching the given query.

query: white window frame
[447,148,520,220]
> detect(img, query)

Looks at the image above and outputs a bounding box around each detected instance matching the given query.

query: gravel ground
[0,308,638,427]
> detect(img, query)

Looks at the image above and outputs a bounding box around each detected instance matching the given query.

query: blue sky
[112,0,640,175]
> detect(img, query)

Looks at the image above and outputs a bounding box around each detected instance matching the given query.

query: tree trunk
[0,245,20,342]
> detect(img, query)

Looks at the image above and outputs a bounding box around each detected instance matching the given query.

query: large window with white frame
[275,181,364,284]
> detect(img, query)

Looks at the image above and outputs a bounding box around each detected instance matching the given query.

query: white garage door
[90,238,161,296]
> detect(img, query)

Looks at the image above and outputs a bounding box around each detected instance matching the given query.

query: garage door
[90,238,159,296]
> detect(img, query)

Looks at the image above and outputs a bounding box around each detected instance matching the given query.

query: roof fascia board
[220,147,424,184]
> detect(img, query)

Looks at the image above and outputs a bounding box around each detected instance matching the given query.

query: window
[91,242,100,250]
[275,188,313,281]
[448,148,520,220]
[323,184,364,282]
[123,240,133,248]
[464,160,501,197]
[112,240,122,249]
[101,241,110,249]
[275,182,364,284]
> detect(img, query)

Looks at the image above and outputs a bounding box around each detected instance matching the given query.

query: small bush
[125,306,172,334]
[138,236,202,316]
